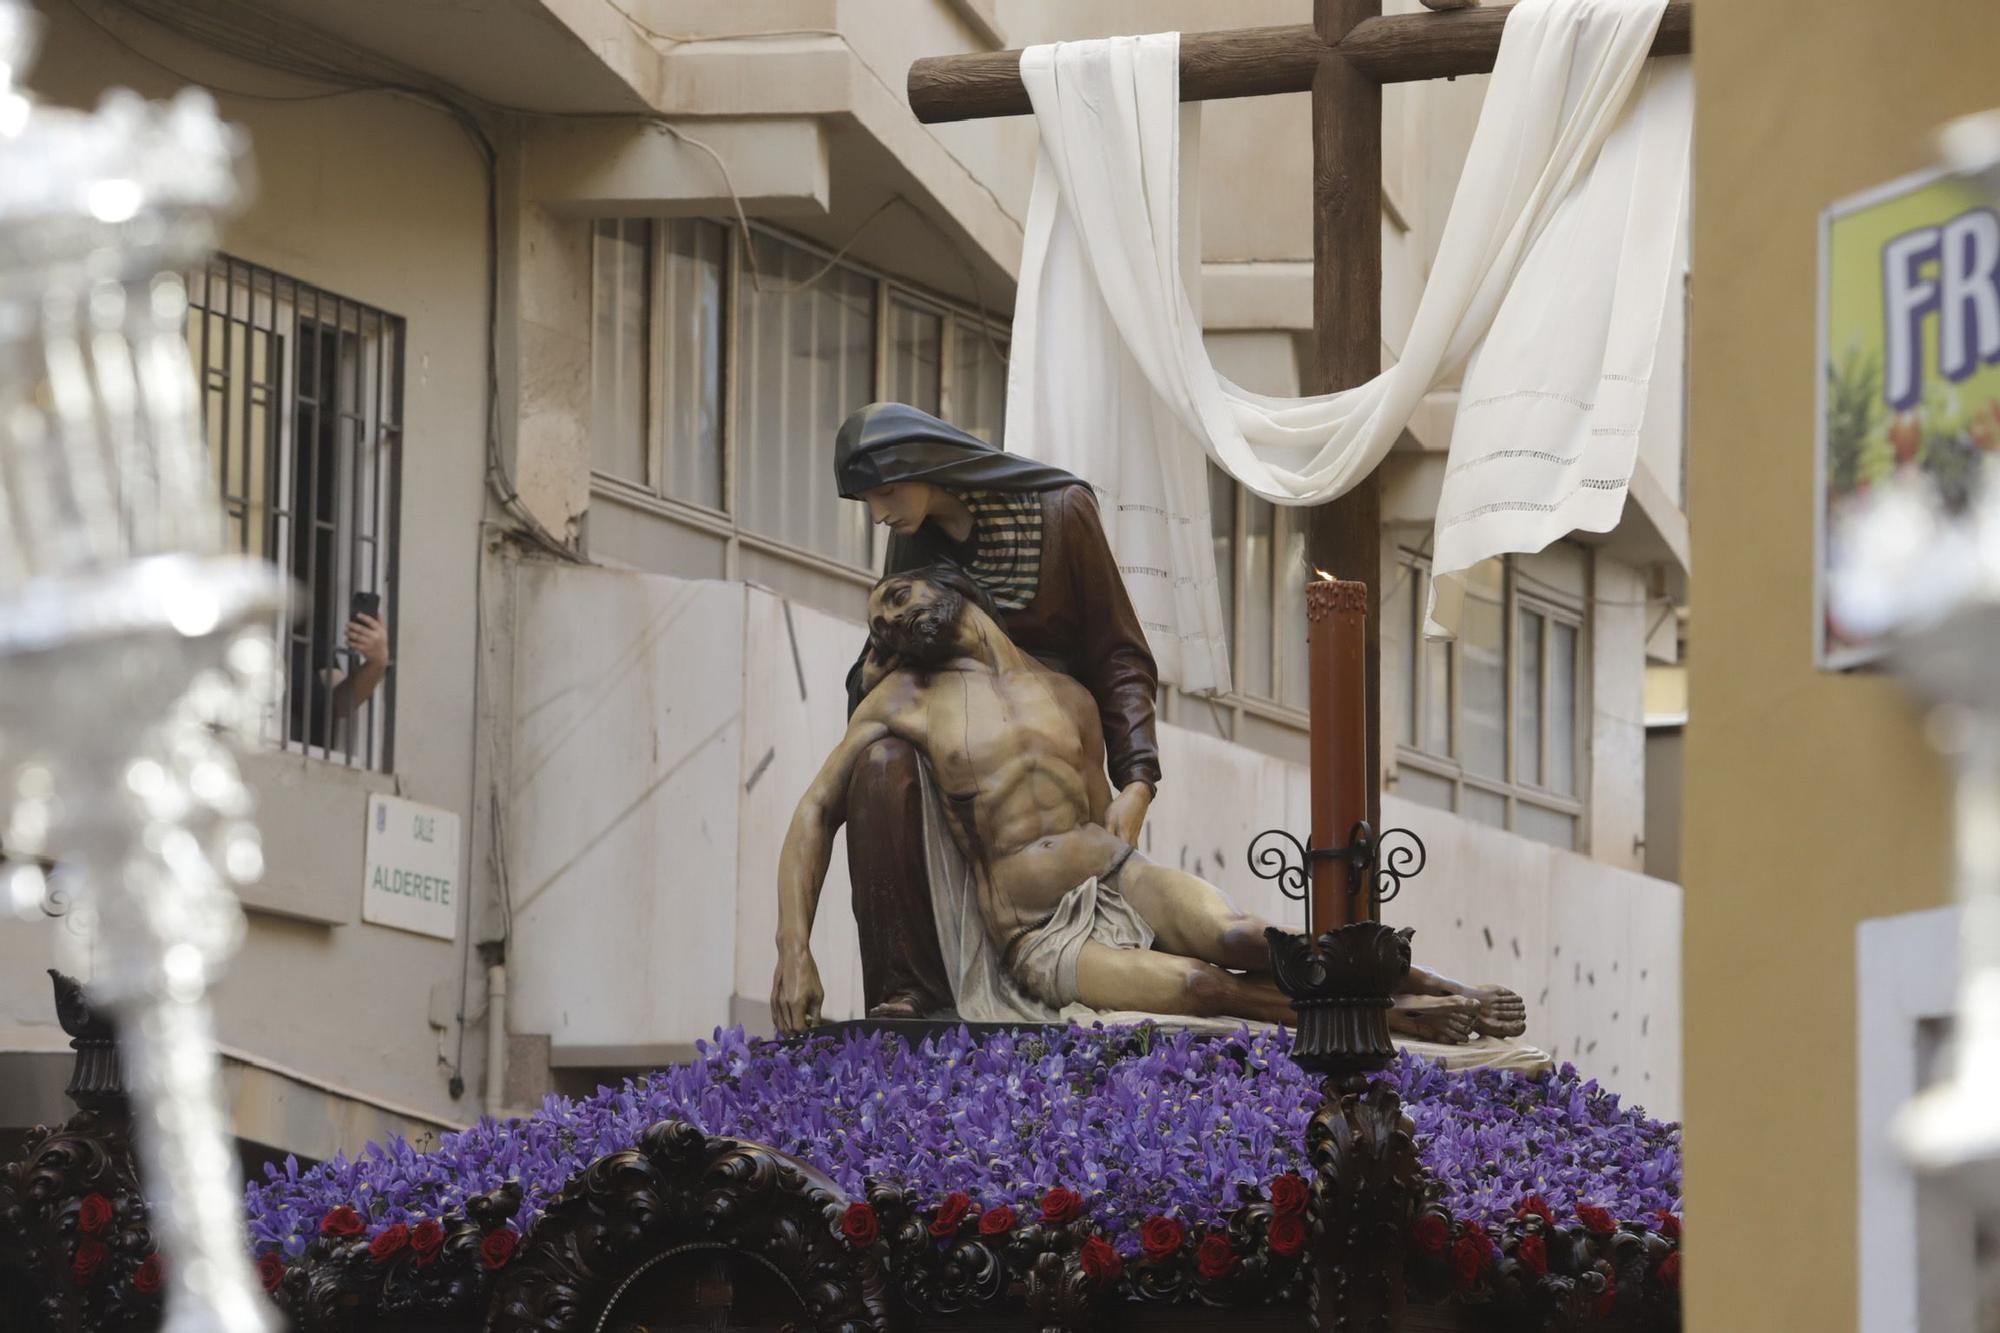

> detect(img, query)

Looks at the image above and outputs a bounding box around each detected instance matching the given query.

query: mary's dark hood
[833,401,1080,499]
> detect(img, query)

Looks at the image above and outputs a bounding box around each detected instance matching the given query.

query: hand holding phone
[346,592,388,665]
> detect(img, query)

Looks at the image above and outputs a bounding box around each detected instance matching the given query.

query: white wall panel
[733,589,871,1029]
[1147,734,1682,1119]
[507,565,744,1051]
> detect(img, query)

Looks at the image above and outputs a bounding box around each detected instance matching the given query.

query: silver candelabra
[0,5,281,1330]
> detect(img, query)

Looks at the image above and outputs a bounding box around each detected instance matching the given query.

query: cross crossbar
[907,2,1691,123]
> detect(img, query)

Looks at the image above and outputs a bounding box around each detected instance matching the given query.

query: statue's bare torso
[878,657,1129,940]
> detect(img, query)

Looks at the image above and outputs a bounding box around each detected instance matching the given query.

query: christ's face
[868,575,966,666]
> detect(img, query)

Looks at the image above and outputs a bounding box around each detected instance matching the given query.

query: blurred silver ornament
[0,4,281,1330]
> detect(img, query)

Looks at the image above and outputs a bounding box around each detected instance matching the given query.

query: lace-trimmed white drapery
[1003,0,1690,656]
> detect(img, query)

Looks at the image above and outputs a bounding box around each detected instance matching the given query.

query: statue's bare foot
[1465,984,1527,1038]
[1389,993,1479,1044]
[867,995,923,1020]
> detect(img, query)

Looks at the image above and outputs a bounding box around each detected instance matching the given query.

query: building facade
[1682,1,2000,1329]
[0,0,1686,1174]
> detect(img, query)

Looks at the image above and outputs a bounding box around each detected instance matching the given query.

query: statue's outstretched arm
[773,686,911,1034]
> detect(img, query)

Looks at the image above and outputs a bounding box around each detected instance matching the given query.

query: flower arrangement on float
[227,1024,1681,1320]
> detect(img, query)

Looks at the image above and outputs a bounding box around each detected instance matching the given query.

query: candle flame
[1312,567,1336,582]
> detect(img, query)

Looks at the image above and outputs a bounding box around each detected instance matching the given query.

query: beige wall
[1681,1,1990,1327]
[0,1,494,1136]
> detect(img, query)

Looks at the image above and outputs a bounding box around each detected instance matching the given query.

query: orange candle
[1307,576,1371,933]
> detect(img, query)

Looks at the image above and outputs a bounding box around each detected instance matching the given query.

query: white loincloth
[1004,868,1155,1010]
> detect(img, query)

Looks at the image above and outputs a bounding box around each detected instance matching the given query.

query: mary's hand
[1103,780,1153,846]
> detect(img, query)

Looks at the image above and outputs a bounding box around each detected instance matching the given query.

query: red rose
[479,1227,519,1270]
[1515,1194,1554,1228]
[1195,1234,1238,1281]
[840,1202,878,1250]
[255,1252,285,1294]
[1654,1209,1682,1242]
[320,1206,364,1238]
[1594,1270,1618,1318]
[410,1219,445,1265]
[929,1193,972,1238]
[1079,1235,1123,1287]
[133,1252,163,1295]
[1658,1252,1681,1289]
[1040,1187,1082,1226]
[1451,1234,1487,1288]
[78,1193,113,1236]
[1268,1172,1309,1217]
[978,1205,1017,1236]
[72,1236,107,1286]
[1267,1213,1307,1257]
[1517,1233,1549,1277]
[1140,1215,1184,1260]
[1413,1214,1449,1255]
[1576,1203,1616,1235]
[368,1223,409,1263]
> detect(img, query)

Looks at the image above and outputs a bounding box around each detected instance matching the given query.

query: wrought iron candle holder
[1250,821,1427,1082]
[1249,819,1429,914]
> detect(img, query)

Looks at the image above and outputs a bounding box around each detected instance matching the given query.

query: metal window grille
[186,255,404,772]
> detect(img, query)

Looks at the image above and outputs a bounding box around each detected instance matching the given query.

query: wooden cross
[908,2,1692,851]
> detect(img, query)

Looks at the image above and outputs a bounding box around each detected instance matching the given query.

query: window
[1387,550,1588,848]
[188,256,403,772]
[588,220,1008,572]
[1204,463,1315,714]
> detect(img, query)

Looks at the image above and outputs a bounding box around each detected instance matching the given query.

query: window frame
[189,254,404,775]
[1184,474,1344,732]
[585,219,1011,584]
[1392,549,1589,844]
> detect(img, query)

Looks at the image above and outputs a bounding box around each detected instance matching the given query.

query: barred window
[587,220,1008,571]
[187,256,404,772]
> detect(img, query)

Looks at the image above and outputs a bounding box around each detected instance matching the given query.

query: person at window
[312,609,390,756]
[832,401,1161,1021]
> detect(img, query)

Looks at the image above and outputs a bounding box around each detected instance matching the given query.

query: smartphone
[351,591,381,622]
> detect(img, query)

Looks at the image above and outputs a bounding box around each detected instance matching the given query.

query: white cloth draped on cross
[1002,0,1690,693]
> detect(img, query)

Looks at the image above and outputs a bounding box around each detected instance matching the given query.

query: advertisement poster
[1818,167,2000,668]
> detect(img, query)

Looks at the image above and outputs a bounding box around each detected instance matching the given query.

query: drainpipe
[483,961,507,1120]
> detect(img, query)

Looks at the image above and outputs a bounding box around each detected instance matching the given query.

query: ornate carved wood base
[1266,922,1412,1084]
[0,974,161,1333]
[488,1120,886,1333]
[0,973,1678,1333]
